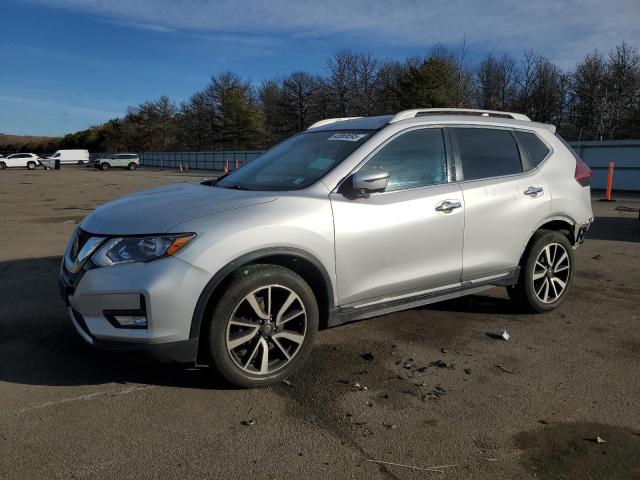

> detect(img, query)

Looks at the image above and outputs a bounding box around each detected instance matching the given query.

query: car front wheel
[207,264,319,388]
[128,163,138,170]
[100,163,110,171]
[27,161,36,170]
[508,230,574,313]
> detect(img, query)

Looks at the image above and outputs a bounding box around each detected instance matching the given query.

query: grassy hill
[0,133,61,154]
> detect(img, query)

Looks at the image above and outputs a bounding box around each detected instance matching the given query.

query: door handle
[524,186,544,197]
[435,200,462,213]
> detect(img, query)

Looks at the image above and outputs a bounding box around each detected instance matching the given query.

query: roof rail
[389,108,531,123]
[307,117,362,130]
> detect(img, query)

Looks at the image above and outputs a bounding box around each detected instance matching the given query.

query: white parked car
[0,153,41,170]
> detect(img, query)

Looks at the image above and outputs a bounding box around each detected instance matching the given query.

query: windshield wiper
[221,184,250,191]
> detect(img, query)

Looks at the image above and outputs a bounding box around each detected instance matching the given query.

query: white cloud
[25,0,640,65]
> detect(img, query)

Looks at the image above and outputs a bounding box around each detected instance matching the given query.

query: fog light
[113,315,147,327]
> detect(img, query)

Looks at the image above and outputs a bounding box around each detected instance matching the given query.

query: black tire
[207,264,319,388]
[508,230,574,313]
[27,161,36,170]
[0,162,5,170]
[128,163,138,170]
[100,162,110,171]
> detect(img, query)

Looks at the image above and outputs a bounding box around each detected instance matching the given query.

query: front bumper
[68,307,198,362]
[60,255,211,363]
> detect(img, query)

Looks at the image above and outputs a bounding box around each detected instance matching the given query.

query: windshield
[216,130,373,191]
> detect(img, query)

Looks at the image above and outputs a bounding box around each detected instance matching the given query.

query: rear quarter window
[516,131,550,167]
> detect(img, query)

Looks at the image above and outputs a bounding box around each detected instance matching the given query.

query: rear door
[330,127,465,306]
[450,126,551,281]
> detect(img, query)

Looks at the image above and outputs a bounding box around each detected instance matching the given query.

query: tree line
[10,42,640,154]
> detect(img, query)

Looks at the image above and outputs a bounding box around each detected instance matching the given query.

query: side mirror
[349,170,390,198]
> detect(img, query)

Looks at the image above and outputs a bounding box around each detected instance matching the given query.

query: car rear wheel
[100,162,110,171]
[128,163,138,170]
[27,161,36,170]
[207,264,319,388]
[508,230,574,313]
[0,162,5,169]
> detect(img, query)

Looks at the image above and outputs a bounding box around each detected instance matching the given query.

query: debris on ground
[365,459,455,473]
[352,382,368,391]
[429,359,455,370]
[496,364,514,374]
[337,379,350,385]
[585,436,607,444]
[360,352,375,361]
[464,368,472,375]
[488,329,510,341]
[281,379,293,387]
[441,348,448,354]
[401,358,415,369]
[241,419,256,426]
[382,422,397,429]
[593,254,601,260]
[538,419,549,425]
[422,385,447,401]
[366,401,374,408]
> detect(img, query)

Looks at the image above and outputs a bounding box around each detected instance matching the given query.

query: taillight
[574,158,592,186]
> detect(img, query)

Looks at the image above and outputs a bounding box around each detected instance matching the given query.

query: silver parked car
[60,109,594,387]
[94,153,139,170]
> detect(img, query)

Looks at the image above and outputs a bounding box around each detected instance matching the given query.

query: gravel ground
[1,167,639,480]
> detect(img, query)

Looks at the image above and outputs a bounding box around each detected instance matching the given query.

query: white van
[49,150,90,165]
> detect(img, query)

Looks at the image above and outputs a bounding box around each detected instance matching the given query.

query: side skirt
[327,268,519,327]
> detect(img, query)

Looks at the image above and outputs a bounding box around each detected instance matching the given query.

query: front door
[330,127,465,307]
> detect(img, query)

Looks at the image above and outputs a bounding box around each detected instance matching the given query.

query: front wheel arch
[191,248,335,364]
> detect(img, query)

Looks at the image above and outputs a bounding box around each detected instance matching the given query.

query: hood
[81,182,277,235]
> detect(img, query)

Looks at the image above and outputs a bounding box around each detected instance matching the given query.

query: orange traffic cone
[224,160,229,174]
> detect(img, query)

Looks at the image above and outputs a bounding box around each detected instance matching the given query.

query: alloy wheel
[225,284,307,375]
[532,242,570,303]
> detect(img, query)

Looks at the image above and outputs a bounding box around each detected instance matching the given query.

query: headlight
[92,234,195,267]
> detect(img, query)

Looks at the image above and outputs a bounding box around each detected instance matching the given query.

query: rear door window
[516,131,550,167]
[452,127,523,181]
[360,128,447,191]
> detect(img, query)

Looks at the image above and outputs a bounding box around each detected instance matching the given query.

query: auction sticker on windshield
[327,133,369,142]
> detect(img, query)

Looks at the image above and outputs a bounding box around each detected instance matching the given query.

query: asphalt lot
[1,166,639,479]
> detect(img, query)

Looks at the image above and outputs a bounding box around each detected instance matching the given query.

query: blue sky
[1,0,638,136]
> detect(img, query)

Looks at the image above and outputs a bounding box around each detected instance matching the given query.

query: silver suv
[60,109,594,387]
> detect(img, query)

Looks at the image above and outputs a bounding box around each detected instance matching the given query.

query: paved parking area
[1,167,639,479]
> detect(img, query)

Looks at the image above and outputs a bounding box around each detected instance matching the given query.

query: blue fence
[568,140,640,192]
[139,151,264,171]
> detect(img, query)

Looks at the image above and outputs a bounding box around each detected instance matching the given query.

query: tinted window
[453,128,522,180]
[516,131,549,167]
[360,128,447,191]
